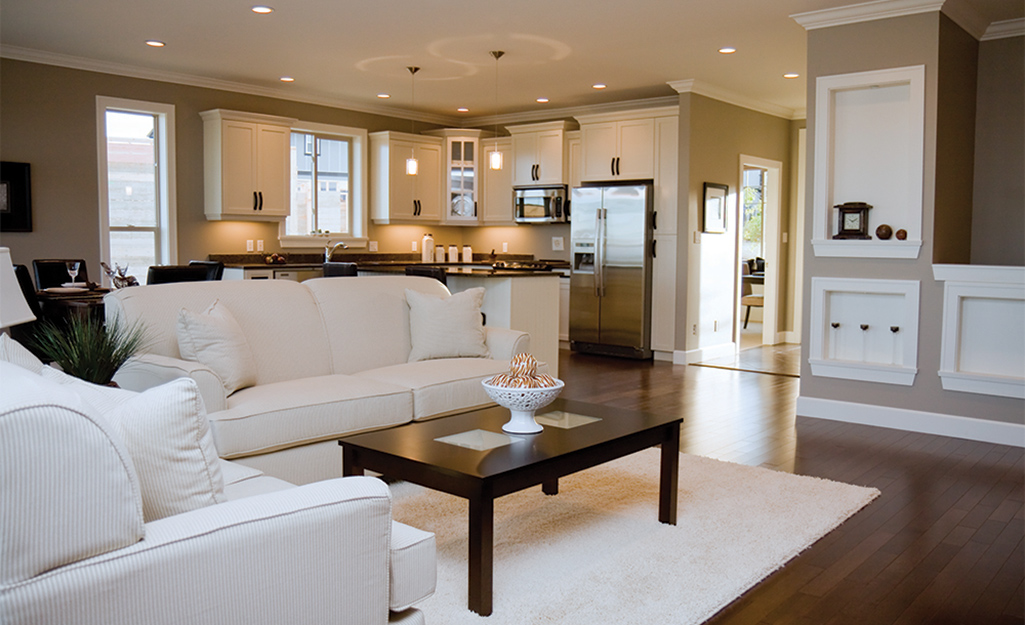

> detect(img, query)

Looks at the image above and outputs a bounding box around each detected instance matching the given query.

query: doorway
[736,155,782,348]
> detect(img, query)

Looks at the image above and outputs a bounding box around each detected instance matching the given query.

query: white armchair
[0,359,435,625]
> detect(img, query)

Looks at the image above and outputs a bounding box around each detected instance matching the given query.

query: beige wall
[675,92,795,352]
[971,35,1025,266]
[800,13,1022,425]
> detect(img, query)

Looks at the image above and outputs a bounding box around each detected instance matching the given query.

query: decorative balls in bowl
[482,353,564,434]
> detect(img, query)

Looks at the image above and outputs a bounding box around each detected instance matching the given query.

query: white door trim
[739,154,784,346]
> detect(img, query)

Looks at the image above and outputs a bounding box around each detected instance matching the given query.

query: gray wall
[971,35,1025,266]
[800,13,1022,426]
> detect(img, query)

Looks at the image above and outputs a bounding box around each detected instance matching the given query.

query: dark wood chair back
[188,260,225,280]
[146,265,211,285]
[323,262,359,277]
[33,259,88,289]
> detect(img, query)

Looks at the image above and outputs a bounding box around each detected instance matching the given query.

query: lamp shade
[0,247,36,328]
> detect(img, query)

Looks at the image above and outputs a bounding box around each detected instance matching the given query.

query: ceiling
[0,0,1020,125]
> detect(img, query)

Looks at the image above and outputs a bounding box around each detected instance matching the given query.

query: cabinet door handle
[258,191,263,211]
[473,201,478,217]
[652,239,657,258]
[652,211,658,230]
[611,158,616,177]
[615,157,621,176]
[253,191,258,211]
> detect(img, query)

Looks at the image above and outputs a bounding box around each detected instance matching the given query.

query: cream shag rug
[389,449,879,624]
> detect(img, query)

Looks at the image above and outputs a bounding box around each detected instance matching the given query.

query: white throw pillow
[41,367,226,522]
[176,299,257,395]
[405,287,490,362]
[0,333,44,374]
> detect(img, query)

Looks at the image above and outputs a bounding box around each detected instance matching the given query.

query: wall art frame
[0,161,32,232]
[702,182,728,233]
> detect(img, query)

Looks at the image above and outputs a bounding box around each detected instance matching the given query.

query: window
[280,122,367,248]
[96,97,176,285]
[741,167,765,261]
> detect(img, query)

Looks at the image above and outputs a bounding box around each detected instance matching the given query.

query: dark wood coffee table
[338,398,681,616]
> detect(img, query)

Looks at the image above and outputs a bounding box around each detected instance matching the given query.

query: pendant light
[489,51,505,171]
[406,66,420,176]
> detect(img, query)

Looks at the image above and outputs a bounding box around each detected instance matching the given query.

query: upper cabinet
[481,138,515,225]
[369,131,443,224]
[576,111,661,182]
[507,121,574,186]
[425,129,485,225]
[201,109,296,221]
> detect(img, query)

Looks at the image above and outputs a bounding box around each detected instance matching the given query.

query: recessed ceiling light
[251,5,274,13]
[145,40,165,47]
[718,47,737,54]
[536,98,550,103]
[783,72,800,79]
[279,76,294,82]
[457,107,469,113]
[592,83,606,90]
[377,93,391,99]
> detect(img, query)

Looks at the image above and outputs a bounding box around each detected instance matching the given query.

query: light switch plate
[412,240,418,252]
[246,239,254,252]
[502,242,509,252]
[552,236,564,251]
[369,241,378,252]
[256,240,264,252]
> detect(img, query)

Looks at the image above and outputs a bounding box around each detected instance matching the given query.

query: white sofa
[0,353,436,625]
[104,276,529,484]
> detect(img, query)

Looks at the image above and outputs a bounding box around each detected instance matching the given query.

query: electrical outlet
[713,320,719,332]
[693,231,700,244]
[502,242,509,253]
[782,232,788,243]
[692,324,697,336]
[256,240,264,252]
[369,241,378,252]
[552,236,564,251]
[412,240,418,252]
[246,239,254,252]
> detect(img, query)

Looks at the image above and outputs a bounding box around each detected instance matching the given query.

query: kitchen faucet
[325,240,349,262]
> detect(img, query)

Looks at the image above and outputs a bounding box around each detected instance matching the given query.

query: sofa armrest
[113,353,227,413]
[2,477,417,625]
[484,327,530,361]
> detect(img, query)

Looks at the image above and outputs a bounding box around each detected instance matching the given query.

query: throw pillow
[405,287,490,362]
[41,367,226,522]
[176,299,257,395]
[0,333,44,374]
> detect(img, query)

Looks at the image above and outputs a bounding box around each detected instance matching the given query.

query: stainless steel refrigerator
[569,181,654,359]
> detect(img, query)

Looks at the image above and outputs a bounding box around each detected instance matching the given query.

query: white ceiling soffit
[791,0,991,40]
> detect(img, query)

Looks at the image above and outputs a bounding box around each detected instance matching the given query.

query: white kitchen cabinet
[566,131,582,189]
[222,267,323,281]
[650,234,677,354]
[426,129,485,225]
[481,138,515,224]
[201,109,297,221]
[507,121,573,186]
[370,131,443,224]
[579,118,654,181]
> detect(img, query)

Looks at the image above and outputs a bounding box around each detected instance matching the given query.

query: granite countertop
[209,252,570,273]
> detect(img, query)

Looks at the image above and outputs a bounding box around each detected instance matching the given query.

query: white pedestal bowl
[481,379,565,434]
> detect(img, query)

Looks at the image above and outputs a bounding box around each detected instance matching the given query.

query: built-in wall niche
[809,277,920,385]
[812,65,925,259]
[935,265,1025,399]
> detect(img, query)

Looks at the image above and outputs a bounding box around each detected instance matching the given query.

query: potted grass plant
[29,315,146,385]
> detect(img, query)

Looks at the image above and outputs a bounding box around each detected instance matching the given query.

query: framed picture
[0,162,32,232]
[702,182,728,233]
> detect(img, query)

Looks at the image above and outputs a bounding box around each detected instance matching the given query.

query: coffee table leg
[341,447,362,477]
[468,485,494,616]
[659,422,680,525]
[542,477,559,495]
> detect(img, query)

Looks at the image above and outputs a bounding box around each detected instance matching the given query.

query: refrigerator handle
[595,208,606,297]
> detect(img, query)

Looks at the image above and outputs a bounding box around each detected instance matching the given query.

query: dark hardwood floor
[557,350,1024,625]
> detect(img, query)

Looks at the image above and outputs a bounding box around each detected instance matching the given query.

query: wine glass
[65,261,81,285]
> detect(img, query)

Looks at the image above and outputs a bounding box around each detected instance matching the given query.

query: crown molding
[668,79,802,120]
[0,45,463,127]
[982,18,1025,41]
[464,95,680,128]
[790,0,994,40]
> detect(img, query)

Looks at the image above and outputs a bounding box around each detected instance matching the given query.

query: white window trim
[279,120,368,249]
[95,96,178,282]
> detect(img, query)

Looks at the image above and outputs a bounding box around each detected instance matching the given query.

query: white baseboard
[796,395,1025,447]
[677,342,736,365]
[653,350,674,362]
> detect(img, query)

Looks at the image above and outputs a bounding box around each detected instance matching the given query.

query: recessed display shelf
[811,66,925,259]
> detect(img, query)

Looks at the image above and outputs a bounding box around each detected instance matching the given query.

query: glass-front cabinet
[426,129,484,225]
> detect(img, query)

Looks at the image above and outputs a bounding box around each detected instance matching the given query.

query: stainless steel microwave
[513,186,569,223]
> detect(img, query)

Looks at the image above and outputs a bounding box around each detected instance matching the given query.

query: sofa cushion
[305,275,454,374]
[405,287,490,362]
[40,367,226,522]
[356,358,510,421]
[177,299,257,395]
[219,459,294,500]
[0,362,144,585]
[0,333,44,374]
[210,374,413,458]
[389,521,437,611]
